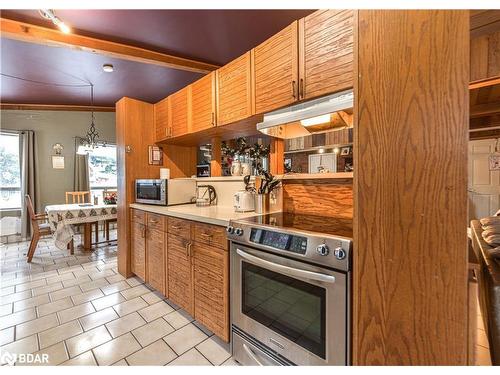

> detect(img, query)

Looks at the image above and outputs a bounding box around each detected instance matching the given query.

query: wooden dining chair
[65,190,99,244]
[65,191,90,204]
[25,194,74,263]
[103,188,118,241]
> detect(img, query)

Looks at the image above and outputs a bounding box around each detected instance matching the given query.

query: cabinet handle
[141,226,146,238]
[299,78,304,99]
[185,241,192,257]
[149,219,159,224]
[291,80,297,99]
[171,225,181,230]
[211,112,215,127]
[200,232,213,238]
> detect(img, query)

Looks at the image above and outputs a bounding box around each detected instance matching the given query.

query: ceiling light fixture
[77,83,106,154]
[300,114,331,127]
[102,64,114,73]
[39,9,71,34]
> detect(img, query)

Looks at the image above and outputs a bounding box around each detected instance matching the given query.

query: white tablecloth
[46,203,117,250]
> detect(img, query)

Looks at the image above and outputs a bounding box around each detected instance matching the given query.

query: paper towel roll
[160,168,170,179]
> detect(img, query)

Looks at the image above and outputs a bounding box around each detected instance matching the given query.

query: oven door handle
[242,343,265,366]
[236,248,336,284]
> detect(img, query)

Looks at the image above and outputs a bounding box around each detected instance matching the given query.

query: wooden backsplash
[282,178,353,218]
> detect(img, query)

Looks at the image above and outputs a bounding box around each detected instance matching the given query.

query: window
[88,144,117,202]
[0,132,21,210]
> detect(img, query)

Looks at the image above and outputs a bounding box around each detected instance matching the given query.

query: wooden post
[353,10,469,365]
[210,136,222,177]
[269,138,284,175]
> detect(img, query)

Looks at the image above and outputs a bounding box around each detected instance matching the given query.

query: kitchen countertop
[129,203,262,227]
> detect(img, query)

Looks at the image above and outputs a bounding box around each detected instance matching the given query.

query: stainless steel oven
[227,213,352,366]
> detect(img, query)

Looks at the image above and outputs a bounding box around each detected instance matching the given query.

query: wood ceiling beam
[0,17,220,74]
[1,103,115,112]
[470,102,500,118]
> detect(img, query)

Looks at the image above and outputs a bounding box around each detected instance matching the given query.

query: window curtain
[74,138,90,197]
[20,130,39,239]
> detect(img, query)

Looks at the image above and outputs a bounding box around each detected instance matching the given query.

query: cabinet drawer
[193,222,227,250]
[168,217,192,239]
[147,213,166,232]
[130,208,145,224]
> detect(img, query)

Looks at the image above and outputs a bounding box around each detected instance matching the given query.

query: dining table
[45,203,117,251]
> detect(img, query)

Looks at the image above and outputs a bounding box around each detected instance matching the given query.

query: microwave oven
[135,179,196,206]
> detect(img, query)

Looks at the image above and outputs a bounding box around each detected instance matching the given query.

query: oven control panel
[249,228,307,254]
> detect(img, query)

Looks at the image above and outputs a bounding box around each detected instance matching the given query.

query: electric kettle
[196,185,217,207]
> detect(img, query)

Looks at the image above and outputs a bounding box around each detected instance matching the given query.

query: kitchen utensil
[254,194,270,214]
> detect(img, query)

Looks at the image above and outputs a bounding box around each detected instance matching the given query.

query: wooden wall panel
[116,97,160,277]
[354,10,469,365]
[282,179,353,218]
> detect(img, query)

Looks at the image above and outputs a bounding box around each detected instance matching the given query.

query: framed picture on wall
[51,156,65,169]
[148,145,163,165]
[340,147,351,156]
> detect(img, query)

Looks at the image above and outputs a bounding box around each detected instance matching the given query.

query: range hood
[257,89,354,139]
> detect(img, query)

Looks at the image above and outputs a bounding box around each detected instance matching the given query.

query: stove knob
[226,226,234,234]
[316,244,329,256]
[334,247,346,260]
[235,228,244,236]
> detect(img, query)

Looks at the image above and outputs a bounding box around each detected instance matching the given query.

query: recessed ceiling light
[102,64,114,73]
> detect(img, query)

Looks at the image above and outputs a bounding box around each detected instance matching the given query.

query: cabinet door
[168,87,189,138]
[253,21,299,114]
[216,51,253,126]
[193,243,229,341]
[131,221,146,280]
[167,235,193,314]
[154,97,169,141]
[300,10,354,100]
[146,227,166,296]
[190,72,216,132]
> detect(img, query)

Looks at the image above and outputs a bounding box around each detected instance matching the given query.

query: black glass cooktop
[239,212,353,239]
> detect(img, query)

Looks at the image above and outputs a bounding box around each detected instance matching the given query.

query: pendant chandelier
[77,84,105,154]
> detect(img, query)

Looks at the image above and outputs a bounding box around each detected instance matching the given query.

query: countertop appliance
[135,179,196,206]
[234,190,255,212]
[227,212,352,366]
[196,185,217,207]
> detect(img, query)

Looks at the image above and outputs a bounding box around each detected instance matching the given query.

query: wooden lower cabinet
[146,228,166,295]
[167,235,193,315]
[131,221,146,280]
[130,210,230,342]
[193,243,229,341]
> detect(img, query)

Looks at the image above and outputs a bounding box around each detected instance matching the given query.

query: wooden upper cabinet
[253,21,299,114]
[299,10,354,100]
[216,51,254,126]
[168,86,190,138]
[154,97,169,141]
[190,72,216,132]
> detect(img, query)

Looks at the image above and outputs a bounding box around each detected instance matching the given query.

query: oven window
[242,261,326,359]
[137,183,161,200]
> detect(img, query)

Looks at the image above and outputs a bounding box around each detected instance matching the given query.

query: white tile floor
[0,231,235,366]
